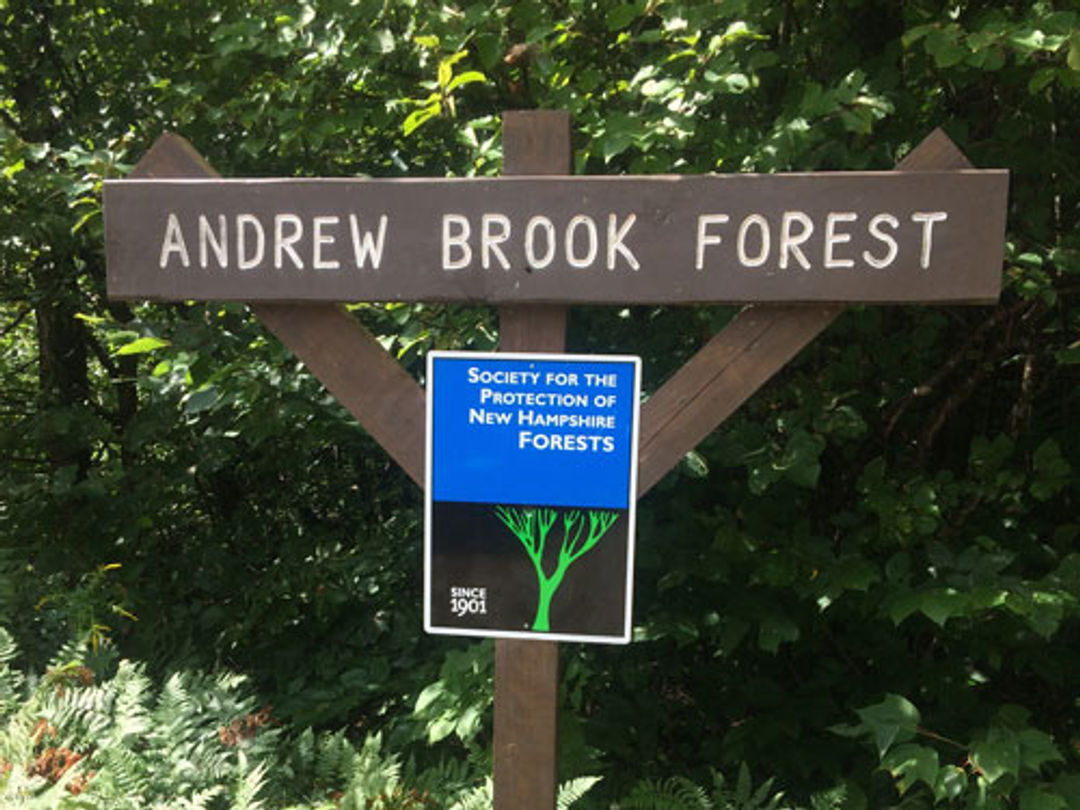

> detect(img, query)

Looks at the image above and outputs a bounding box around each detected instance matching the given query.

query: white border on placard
[424,350,641,645]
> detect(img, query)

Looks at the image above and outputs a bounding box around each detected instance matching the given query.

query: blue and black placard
[425,351,640,644]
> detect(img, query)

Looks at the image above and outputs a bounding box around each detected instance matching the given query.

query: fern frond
[0,627,17,667]
[339,732,401,807]
[712,764,789,810]
[405,753,478,799]
[621,776,712,810]
[231,752,268,810]
[447,777,493,810]
[558,775,602,809]
[0,663,24,719]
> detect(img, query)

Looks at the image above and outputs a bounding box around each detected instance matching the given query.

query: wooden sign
[105,114,1009,810]
[104,170,1008,305]
[425,352,640,644]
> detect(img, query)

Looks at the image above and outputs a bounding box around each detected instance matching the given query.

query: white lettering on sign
[466,366,542,386]
[695,214,729,270]
[159,213,190,268]
[275,214,303,269]
[912,211,948,269]
[313,216,339,270]
[157,212,389,272]
[468,408,513,426]
[779,211,813,270]
[518,431,616,453]
[608,214,639,270]
[864,213,899,269]
[237,214,264,270]
[199,214,227,268]
[525,216,556,269]
[155,207,951,277]
[443,214,470,271]
[824,212,857,269]
[693,210,950,271]
[737,214,769,268]
[482,214,511,270]
[449,587,487,617]
[348,215,388,269]
[565,215,598,269]
[441,212,639,272]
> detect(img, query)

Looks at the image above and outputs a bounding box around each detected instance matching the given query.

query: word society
[156,209,950,274]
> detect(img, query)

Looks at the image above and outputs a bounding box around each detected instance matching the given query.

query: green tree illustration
[494,506,619,633]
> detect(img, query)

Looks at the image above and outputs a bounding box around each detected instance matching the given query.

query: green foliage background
[0,0,1077,807]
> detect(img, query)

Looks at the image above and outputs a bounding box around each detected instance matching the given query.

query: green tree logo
[494,506,619,633]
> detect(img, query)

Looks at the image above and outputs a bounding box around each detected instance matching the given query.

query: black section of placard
[428,501,629,639]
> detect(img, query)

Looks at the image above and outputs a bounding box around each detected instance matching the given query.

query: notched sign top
[104,170,1008,305]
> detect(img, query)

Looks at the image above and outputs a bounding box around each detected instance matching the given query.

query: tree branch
[1,306,32,338]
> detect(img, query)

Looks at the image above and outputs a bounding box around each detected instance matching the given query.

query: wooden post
[492,110,571,810]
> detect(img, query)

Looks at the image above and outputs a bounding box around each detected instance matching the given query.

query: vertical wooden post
[492,110,571,810]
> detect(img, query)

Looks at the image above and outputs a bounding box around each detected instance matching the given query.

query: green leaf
[1020,788,1068,810]
[855,694,920,758]
[1068,35,1080,70]
[722,73,751,94]
[918,588,967,626]
[183,386,220,415]
[414,681,444,715]
[925,27,967,68]
[1031,439,1070,501]
[427,712,456,743]
[883,743,940,794]
[3,158,25,180]
[779,429,825,489]
[606,2,646,32]
[446,70,486,93]
[758,613,798,653]
[115,336,171,355]
[437,50,469,88]
[1017,728,1064,770]
[973,733,1020,783]
[934,765,968,801]
[403,103,441,136]
[683,450,709,478]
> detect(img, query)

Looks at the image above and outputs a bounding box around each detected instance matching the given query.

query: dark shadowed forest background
[0,1,1077,807]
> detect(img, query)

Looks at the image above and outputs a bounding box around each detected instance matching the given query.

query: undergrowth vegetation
[0,0,1077,808]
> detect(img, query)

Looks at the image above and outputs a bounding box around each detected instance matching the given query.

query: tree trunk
[36,291,90,474]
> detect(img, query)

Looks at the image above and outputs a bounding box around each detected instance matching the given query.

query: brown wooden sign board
[104,171,1007,305]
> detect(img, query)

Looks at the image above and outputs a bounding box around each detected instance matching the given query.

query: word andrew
[156,208,951,275]
[465,365,621,453]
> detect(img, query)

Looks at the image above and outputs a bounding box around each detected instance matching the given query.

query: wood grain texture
[636,127,980,497]
[502,110,572,175]
[124,132,426,486]
[494,639,560,809]
[493,110,570,810]
[499,305,568,353]
[897,127,975,171]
